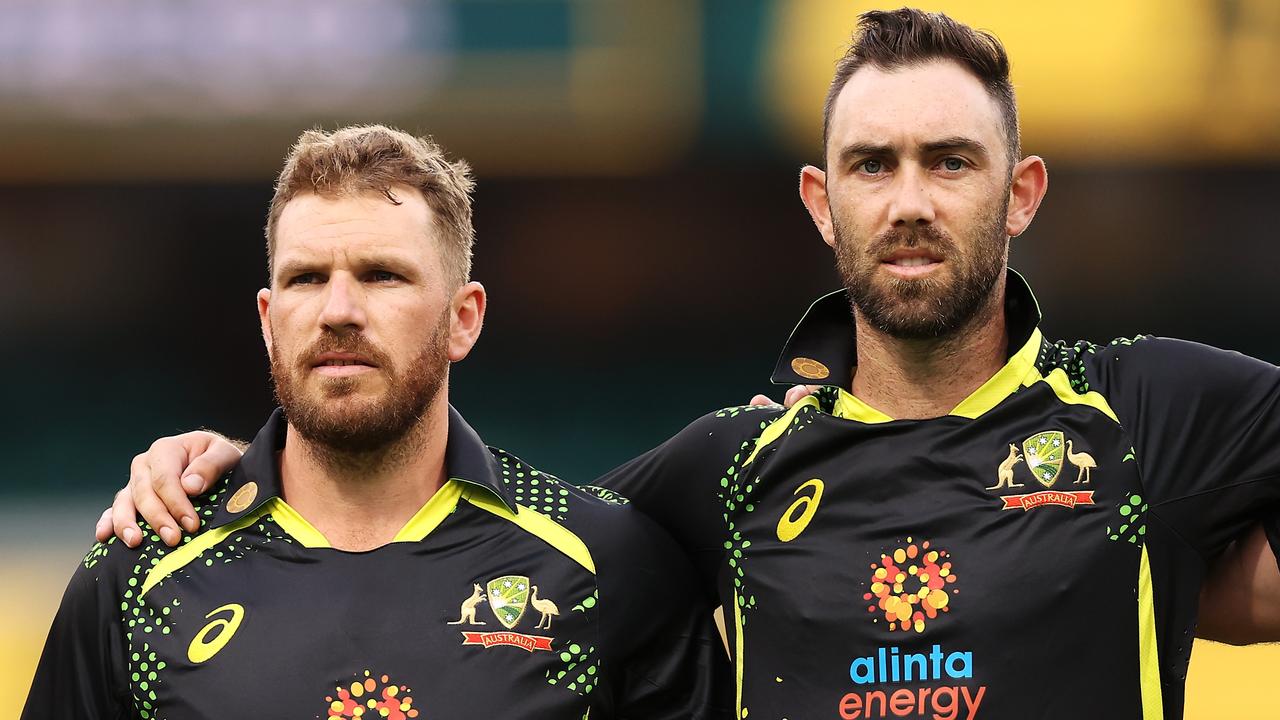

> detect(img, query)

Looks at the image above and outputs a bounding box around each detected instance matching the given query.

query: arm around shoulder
[591,405,783,573]
[591,504,733,720]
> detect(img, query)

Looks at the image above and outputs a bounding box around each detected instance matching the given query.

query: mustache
[865,224,957,258]
[296,332,392,370]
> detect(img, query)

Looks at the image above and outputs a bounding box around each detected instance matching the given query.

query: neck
[279,394,449,551]
[850,279,1009,420]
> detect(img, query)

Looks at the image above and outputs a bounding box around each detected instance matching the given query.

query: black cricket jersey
[598,270,1280,720]
[25,407,727,719]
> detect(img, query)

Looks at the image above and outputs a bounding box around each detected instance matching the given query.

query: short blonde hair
[266,125,475,286]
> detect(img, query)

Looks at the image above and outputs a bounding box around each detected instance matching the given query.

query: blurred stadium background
[3,0,1279,714]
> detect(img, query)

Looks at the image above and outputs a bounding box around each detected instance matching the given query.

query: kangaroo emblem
[448,583,488,625]
[987,444,1025,490]
[1065,440,1096,484]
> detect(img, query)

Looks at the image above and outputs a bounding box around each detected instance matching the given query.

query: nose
[317,272,367,332]
[887,165,936,228]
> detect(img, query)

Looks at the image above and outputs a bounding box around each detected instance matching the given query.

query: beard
[832,194,1009,341]
[270,309,451,457]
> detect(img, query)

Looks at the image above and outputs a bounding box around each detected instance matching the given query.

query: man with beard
[93,8,1280,720]
[22,125,725,719]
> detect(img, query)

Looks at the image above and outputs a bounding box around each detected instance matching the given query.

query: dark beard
[833,196,1008,340]
[270,310,451,457]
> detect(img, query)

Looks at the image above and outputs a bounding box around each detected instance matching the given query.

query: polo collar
[206,405,518,530]
[770,268,1045,420]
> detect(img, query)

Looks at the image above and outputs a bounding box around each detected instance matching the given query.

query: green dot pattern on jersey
[714,404,773,419]
[571,589,598,614]
[721,405,820,624]
[494,450,571,521]
[115,476,294,718]
[576,485,629,506]
[545,641,599,696]
[1036,336,1150,395]
[1107,492,1149,543]
[83,536,117,569]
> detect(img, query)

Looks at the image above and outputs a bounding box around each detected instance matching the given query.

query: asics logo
[777,478,824,542]
[187,603,245,664]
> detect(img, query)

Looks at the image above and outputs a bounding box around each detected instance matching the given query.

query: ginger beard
[832,190,1010,341]
[270,308,451,456]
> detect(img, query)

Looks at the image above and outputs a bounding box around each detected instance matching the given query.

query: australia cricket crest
[1023,431,1064,487]
[487,575,530,629]
[450,575,556,653]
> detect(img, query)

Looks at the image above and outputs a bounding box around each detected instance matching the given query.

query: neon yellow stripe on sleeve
[461,486,596,574]
[744,394,820,467]
[1137,544,1164,719]
[1037,367,1121,423]
[140,504,272,599]
[734,589,745,719]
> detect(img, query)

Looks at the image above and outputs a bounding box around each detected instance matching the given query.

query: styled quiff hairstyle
[265,124,476,286]
[823,8,1020,166]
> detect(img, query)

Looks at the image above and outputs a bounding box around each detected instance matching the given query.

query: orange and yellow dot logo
[325,671,418,719]
[863,538,957,633]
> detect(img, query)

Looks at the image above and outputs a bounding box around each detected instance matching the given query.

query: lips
[312,352,378,369]
[881,249,943,266]
[876,247,945,279]
[887,256,937,268]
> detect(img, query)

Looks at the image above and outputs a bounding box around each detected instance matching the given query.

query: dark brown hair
[266,125,475,286]
[823,8,1019,166]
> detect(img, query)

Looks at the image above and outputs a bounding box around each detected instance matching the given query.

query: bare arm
[94,430,245,547]
[1196,524,1280,644]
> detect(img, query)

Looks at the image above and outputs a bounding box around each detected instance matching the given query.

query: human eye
[856,158,885,175]
[286,272,323,286]
[367,269,402,283]
[939,157,967,172]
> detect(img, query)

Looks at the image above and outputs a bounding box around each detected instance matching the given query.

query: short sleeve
[22,543,131,719]
[1086,337,1280,563]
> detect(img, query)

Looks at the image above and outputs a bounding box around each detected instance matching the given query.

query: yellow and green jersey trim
[819,329,1120,425]
[141,479,595,599]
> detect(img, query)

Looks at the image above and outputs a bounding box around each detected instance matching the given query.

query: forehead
[827,59,1005,157]
[274,187,438,264]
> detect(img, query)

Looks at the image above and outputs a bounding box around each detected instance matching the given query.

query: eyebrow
[273,259,316,281]
[273,253,416,281]
[836,136,991,167]
[920,136,990,158]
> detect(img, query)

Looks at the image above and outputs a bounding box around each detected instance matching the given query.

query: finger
[182,441,243,496]
[783,386,805,408]
[749,394,780,407]
[94,508,113,543]
[111,486,142,548]
[149,453,199,536]
[133,482,182,547]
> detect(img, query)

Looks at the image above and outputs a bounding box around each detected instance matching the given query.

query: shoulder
[82,473,245,589]
[652,403,791,465]
[485,447,687,565]
[71,519,182,605]
[1042,334,1279,396]
[687,403,789,440]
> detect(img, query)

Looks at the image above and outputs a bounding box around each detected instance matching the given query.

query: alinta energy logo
[864,538,955,634]
[840,538,987,720]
